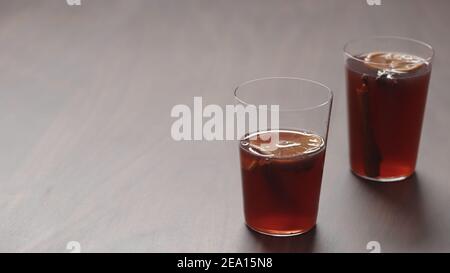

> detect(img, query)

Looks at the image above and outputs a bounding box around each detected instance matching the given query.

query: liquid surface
[240,130,325,159]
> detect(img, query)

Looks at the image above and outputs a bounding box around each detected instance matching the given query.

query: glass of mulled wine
[344,36,434,182]
[235,77,333,236]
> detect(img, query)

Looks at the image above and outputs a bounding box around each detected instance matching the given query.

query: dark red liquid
[346,53,431,180]
[239,130,326,236]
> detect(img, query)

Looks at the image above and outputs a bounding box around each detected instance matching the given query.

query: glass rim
[343,36,435,65]
[234,77,333,112]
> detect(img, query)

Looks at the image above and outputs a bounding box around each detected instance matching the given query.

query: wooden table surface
[0,0,449,252]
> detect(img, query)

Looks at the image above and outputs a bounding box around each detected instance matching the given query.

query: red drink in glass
[240,129,325,236]
[345,37,433,182]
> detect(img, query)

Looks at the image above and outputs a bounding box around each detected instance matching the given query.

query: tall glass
[235,77,333,236]
[344,36,433,182]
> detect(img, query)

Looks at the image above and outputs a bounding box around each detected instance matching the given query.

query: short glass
[344,36,434,182]
[235,77,333,236]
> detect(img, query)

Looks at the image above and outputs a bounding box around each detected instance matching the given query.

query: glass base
[351,170,414,182]
[245,223,316,237]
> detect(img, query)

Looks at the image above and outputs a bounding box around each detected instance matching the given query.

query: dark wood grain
[0,0,449,252]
